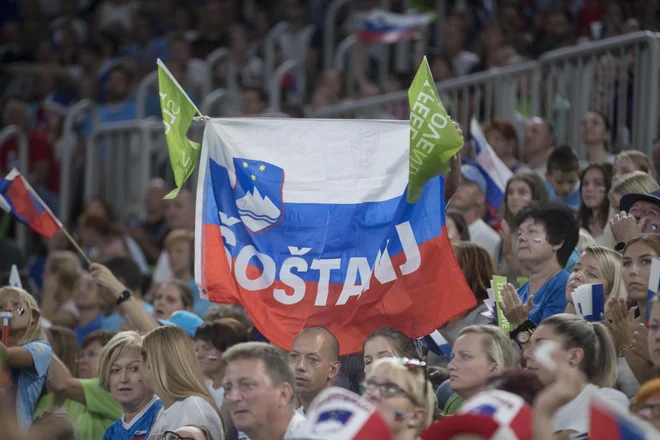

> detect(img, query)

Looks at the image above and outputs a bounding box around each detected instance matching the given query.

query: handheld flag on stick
[9,265,21,289]
[407,57,463,203]
[646,258,660,327]
[157,59,204,199]
[358,10,435,43]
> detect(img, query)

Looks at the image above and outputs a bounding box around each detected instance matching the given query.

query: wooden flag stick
[60,226,92,266]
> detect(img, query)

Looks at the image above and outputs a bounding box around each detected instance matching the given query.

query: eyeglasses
[361,358,429,407]
[164,432,195,440]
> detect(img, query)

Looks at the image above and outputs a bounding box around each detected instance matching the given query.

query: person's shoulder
[24,340,52,354]
[597,387,629,408]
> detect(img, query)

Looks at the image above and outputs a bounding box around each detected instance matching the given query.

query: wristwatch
[116,289,132,305]
[509,319,537,344]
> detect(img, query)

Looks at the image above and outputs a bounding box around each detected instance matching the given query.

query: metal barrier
[269,59,298,109]
[324,0,353,71]
[0,125,29,250]
[135,70,158,120]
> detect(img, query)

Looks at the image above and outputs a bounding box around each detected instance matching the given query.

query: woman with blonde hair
[445,325,518,414]
[141,325,224,440]
[41,250,81,328]
[612,150,655,183]
[100,331,162,440]
[0,286,52,430]
[603,171,659,248]
[362,357,435,440]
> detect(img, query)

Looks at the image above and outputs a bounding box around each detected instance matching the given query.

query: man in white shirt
[223,342,306,440]
[450,164,501,261]
[523,117,555,181]
[289,327,341,415]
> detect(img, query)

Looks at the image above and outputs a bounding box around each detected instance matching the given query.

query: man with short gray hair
[223,342,306,440]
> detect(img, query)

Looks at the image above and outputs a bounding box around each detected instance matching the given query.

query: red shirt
[0,130,60,193]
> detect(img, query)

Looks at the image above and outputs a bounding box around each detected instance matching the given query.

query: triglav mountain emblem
[233,158,285,234]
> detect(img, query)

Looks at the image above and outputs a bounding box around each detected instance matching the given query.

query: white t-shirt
[205,380,226,408]
[553,384,629,435]
[148,396,224,440]
[468,219,502,261]
[284,412,307,439]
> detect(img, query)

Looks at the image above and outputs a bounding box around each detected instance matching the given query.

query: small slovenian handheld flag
[646,258,660,327]
[467,118,513,217]
[422,330,452,360]
[358,10,435,43]
[0,168,61,239]
[572,284,605,323]
[590,392,657,439]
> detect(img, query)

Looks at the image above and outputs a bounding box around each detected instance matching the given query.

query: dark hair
[363,327,418,360]
[110,64,133,83]
[446,210,470,241]
[514,202,580,267]
[30,407,75,440]
[295,327,340,361]
[164,279,194,310]
[623,234,660,256]
[204,304,253,330]
[103,256,142,292]
[579,164,612,236]
[195,318,250,353]
[488,369,544,405]
[485,119,519,159]
[47,326,79,377]
[82,329,116,350]
[587,110,611,132]
[453,242,493,303]
[243,87,268,104]
[547,146,579,174]
[503,171,549,226]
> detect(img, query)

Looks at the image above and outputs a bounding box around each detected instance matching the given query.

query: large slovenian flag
[467,118,513,218]
[590,392,657,439]
[195,118,476,354]
[0,169,61,239]
[358,10,434,43]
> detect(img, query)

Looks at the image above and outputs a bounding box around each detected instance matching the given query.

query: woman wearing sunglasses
[362,357,435,440]
[163,425,213,440]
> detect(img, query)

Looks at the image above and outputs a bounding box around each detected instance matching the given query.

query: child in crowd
[0,286,52,430]
[545,146,581,211]
[40,251,81,328]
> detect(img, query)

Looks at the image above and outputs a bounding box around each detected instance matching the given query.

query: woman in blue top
[0,286,53,431]
[100,331,162,440]
[499,202,580,331]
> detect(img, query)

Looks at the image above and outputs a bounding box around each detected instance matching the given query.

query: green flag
[157,59,203,199]
[493,275,513,336]
[407,56,463,203]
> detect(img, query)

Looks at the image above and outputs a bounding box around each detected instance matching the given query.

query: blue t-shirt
[545,181,581,211]
[101,302,154,333]
[103,396,162,440]
[74,314,105,346]
[518,270,570,324]
[11,340,52,430]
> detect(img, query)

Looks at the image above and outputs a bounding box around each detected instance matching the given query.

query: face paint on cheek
[533,238,543,243]
[208,355,218,360]
[15,307,25,316]
[653,224,658,231]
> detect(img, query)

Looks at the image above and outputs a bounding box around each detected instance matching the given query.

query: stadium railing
[0,125,29,248]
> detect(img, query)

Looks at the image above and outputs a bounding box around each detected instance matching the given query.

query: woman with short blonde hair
[363,357,435,440]
[141,325,224,439]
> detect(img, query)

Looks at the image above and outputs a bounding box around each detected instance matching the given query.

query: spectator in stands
[442,243,493,344]
[611,188,660,245]
[579,164,612,245]
[96,226,150,275]
[533,9,576,57]
[29,407,76,440]
[50,0,88,43]
[545,146,581,211]
[46,326,79,377]
[363,328,419,376]
[168,34,206,101]
[191,0,231,59]
[632,378,660,431]
[499,202,579,327]
[40,250,81,328]
[165,189,195,231]
[96,64,137,122]
[242,87,269,115]
[445,325,518,414]
[73,273,106,346]
[612,150,655,183]
[606,234,659,385]
[100,256,154,332]
[523,117,554,179]
[484,119,523,172]
[36,329,123,439]
[0,98,60,210]
[442,17,480,76]
[499,171,549,280]
[127,178,170,265]
[222,342,305,440]
[362,357,435,438]
[580,111,615,167]
[99,331,163,440]
[152,280,194,320]
[289,327,341,414]
[0,286,53,430]
[445,210,470,245]
[525,314,627,437]
[228,24,264,89]
[141,325,224,439]
[94,0,138,36]
[450,164,501,262]
[195,318,250,408]
[428,52,453,82]
[119,10,169,76]
[203,304,253,333]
